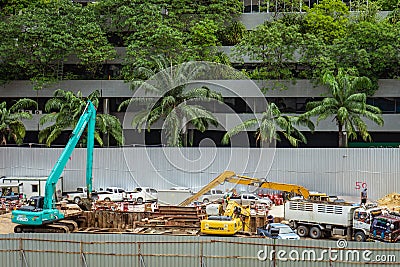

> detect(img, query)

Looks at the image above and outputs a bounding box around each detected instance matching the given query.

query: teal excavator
[11,101,96,233]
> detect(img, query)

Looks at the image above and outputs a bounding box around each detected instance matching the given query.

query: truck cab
[353,206,383,241]
[370,214,400,243]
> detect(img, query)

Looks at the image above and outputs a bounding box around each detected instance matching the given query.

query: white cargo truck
[285,200,383,241]
[0,176,63,200]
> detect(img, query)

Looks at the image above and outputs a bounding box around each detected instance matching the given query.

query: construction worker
[267,214,274,224]
[361,188,367,206]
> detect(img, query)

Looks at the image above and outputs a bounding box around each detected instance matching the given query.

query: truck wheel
[354,231,366,242]
[137,198,143,204]
[297,225,309,237]
[104,197,111,202]
[74,197,81,204]
[203,198,209,204]
[323,231,332,238]
[309,226,322,239]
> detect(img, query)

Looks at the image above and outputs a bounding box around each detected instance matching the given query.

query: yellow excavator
[179,170,315,207]
[200,200,251,235]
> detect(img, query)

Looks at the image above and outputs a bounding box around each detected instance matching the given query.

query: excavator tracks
[14,220,79,233]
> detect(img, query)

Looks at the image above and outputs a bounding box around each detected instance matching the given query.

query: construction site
[1,102,400,266]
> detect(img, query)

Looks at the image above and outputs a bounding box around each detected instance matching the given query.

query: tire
[323,231,332,238]
[203,198,209,204]
[14,225,23,233]
[309,226,322,239]
[137,197,143,204]
[297,225,309,237]
[74,197,81,204]
[104,197,111,202]
[354,231,366,242]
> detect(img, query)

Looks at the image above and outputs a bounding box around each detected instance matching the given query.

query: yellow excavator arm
[179,171,310,206]
[179,171,235,206]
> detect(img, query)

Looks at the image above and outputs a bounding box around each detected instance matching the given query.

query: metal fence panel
[1,147,400,200]
[1,234,400,267]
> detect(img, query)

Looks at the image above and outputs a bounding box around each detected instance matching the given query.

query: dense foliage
[0,0,398,83]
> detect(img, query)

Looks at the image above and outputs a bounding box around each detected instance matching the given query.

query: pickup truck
[1,193,21,201]
[92,187,126,202]
[230,193,273,207]
[63,187,93,204]
[124,187,158,204]
[199,189,224,203]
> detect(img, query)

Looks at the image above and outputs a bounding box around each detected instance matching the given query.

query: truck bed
[285,200,358,226]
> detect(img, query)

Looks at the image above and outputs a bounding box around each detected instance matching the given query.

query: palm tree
[119,56,223,146]
[39,89,123,147]
[222,102,314,147]
[302,69,384,147]
[0,98,37,145]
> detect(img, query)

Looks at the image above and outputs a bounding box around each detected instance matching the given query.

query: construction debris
[377,192,400,211]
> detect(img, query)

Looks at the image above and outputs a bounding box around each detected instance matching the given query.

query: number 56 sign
[355,181,367,190]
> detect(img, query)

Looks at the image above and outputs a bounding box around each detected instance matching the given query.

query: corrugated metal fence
[1,233,399,267]
[1,147,400,200]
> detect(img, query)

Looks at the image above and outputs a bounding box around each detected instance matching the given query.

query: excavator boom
[179,171,310,206]
[12,101,96,231]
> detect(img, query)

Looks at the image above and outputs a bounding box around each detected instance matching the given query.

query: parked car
[1,192,20,201]
[92,187,126,202]
[63,187,93,204]
[199,189,224,203]
[124,187,158,204]
[257,223,300,240]
[230,193,273,207]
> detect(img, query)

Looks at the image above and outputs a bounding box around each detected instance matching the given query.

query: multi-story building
[1,2,398,148]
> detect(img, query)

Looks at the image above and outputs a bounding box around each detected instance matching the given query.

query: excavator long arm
[229,174,310,199]
[179,171,310,206]
[12,101,96,230]
[43,101,96,210]
[179,171,235,207]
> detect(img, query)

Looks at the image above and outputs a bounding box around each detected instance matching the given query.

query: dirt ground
[0,212,16,234]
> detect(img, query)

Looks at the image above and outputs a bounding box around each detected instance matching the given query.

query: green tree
[304,0,349,44]
[39,89,123,147]
[0,98,37,145]
[233,20,302,80]
[0,0,115,84]
[302,69,384,148]
[118,56,223,147]
[217,21,247,46]
[222,103,314,147]
[94,0,241,77]
[0,0,31,16]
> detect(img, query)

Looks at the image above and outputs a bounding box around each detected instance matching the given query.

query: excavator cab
[17,196,44,212]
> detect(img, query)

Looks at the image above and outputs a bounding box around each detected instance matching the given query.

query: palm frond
[45,127,62,147]
[222,119,258,145]
[10,99,38,112]
[39,113,58,125]
[94,131,104,147]
[131,110,152,132]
